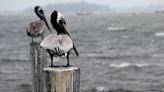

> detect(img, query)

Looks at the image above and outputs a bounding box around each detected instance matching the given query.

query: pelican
[27,6,52,41]
[40,10,79,67]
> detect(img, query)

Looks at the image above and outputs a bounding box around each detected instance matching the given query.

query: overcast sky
[0,0,164,12]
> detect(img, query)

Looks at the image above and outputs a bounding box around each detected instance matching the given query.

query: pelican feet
[66,63,70,67]
[49,64,55,67]
[49,64,72,67]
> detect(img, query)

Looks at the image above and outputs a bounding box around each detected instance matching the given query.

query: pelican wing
[40,34,73,54]
[40,34,59,50]
[59,35,73,52]
[30,20,44,31]
[28,20,44,35]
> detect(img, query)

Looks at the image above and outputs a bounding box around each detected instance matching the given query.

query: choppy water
[1,13,164,92]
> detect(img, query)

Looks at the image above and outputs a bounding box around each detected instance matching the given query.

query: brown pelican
[40,10,79,67]
[27,6,52,41]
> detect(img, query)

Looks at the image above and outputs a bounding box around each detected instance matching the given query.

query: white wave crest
[107,27,126,31]
[110,62,147,68]
[155,32,164,37]
[95,86,107,91]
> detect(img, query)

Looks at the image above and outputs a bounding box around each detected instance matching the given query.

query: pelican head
[51,10,64,24]
[34,6,52,33]
[51,10,70,36]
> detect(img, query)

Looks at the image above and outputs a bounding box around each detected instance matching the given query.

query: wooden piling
[30,42,47,92]
[43,67,80,92]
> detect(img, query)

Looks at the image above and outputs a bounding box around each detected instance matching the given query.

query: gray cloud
[0,0,163,11]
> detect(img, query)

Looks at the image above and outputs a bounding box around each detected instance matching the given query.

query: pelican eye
[39,10,43,14]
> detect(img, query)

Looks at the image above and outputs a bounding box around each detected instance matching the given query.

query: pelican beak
[62,23,71,37]
[73,44,79,56]
[43,16,52,33]
[61,23,79,56]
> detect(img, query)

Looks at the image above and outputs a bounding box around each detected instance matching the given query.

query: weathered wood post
[30,42,47,92]
[43,67,80,92]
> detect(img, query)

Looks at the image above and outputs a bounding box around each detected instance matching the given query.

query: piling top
[44,66,79,72]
